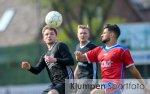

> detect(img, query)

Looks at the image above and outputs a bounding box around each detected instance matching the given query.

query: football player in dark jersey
[22,25,74,94]
[74,25,98,94]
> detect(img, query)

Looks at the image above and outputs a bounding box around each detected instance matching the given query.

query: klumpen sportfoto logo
[68,81,144,90]
[65,79,149,94]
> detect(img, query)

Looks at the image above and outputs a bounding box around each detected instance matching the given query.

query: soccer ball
[45,11,62,28]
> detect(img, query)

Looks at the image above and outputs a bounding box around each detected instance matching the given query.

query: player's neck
[47,41,56,49]
[80,41,89,47]
[105,41,117,47]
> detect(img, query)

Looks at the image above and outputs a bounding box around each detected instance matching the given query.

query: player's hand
[144,86,150,94]
[21,61,31,70]
[74,51,82,60]
[44,55,57,64]
[74,51,82,56]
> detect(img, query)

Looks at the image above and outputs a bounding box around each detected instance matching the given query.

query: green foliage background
[0,0,133,85]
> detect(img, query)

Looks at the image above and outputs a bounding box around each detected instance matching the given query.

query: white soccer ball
[45,11,62,28]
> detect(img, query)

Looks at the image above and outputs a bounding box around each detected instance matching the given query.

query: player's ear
[112,32,118,39]
[110,32,114,38]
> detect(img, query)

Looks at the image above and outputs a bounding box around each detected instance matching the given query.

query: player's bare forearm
[128,65,145,85]
[74,65,78,79]
[128,65,150,94]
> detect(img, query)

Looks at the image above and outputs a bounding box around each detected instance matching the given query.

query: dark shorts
[42,83,65,94]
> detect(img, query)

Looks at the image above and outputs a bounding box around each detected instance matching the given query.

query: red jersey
[85,44,134,83]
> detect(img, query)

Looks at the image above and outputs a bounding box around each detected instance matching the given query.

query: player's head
[101,24,120,43]
[77,25,90,43]
[42,25,57,44]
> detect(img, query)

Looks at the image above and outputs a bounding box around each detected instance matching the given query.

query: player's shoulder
[116,44,128,51]
[87,42,97,48]
[89,42,97,46]
[56,41,68,48]
[110,44,130,54]
[93,46,103,51]
[56,41,67,46]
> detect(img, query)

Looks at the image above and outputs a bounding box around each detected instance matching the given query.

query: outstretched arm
[128,65,150,94]
[128,65,144,83]
[21,55,46,74]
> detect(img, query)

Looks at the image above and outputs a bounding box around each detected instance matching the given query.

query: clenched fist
[74,51,82,61]
[74,51,87,62]
[21,61,31,70]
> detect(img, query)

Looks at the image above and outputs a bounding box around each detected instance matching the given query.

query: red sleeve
[122,50,134,68]
[85,47,102,63]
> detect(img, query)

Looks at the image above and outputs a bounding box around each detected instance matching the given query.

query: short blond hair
[78,25,89,30]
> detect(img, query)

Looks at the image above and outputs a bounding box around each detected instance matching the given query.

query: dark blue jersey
[76,42,98,79]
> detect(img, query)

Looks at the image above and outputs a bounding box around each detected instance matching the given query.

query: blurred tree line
[0,0,130,85]
[40,0,115,43]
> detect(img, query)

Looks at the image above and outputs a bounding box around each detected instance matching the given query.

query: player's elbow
[29,68,41,74]
[33,71,40,74]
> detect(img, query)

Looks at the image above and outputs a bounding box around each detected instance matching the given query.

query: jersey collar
[102,44,119,52]
[80,41,90,48]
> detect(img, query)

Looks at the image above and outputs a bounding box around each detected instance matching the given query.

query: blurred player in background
[74,25,98,94]
[75,24,150,94]
[22,25,74,94]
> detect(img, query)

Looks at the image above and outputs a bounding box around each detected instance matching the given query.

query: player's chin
[46,41,52,44]
[80,39,86,42]
[102,40,107,43]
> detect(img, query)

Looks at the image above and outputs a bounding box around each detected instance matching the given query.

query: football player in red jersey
[75,24,150,94]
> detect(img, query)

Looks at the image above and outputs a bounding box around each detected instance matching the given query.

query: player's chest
[97,50,121,61]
